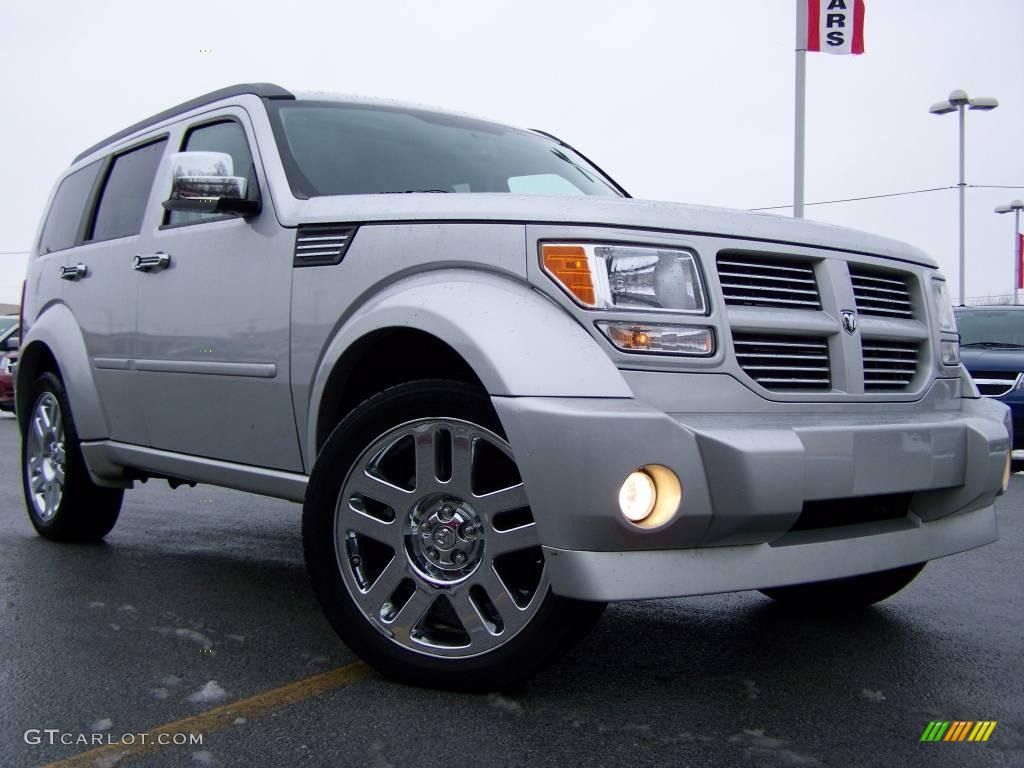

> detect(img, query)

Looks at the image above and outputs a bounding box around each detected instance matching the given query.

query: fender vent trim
[293,225,357,267]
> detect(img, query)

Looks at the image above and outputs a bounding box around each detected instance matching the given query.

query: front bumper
[493,381,1009,601]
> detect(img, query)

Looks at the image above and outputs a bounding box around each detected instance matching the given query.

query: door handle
[133,252,171,272]
[59,263,87,281]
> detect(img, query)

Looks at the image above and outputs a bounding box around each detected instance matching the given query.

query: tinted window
[90,139,167,241]
[168,121,258,226]
[267,102,622,198]
[38,161,103,254]
[956,310,1024,347]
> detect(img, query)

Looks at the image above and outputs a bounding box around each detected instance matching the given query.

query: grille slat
[850,266,914,319]
[862,339,919,391]
[294,225,356,267]
[733,333,830,391]
[717,253,821,310]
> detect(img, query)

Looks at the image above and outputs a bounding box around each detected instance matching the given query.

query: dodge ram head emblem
[842,310,858,335]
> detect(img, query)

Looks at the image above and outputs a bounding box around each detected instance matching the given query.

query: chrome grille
[294,225,356,266]
[717,252,821,310]
[862,339,919,390]
[733,334,830,391]
[850,267,913,318]
[965,369,1021,397]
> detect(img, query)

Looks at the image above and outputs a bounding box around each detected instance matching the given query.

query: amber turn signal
[541,244,597,306]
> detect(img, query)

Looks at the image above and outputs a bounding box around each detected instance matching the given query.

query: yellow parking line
[42,661,371,768]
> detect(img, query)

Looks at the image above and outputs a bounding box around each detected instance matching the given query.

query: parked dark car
[956,305,1024,468]
[0,317,19,412]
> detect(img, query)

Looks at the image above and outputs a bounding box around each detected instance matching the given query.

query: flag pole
[794,0,807,219]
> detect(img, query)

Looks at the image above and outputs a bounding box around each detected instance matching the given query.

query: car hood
[291,194,937,267]
[960,347,1024,373]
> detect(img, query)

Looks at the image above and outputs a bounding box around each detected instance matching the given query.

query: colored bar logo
[920,721,997,742]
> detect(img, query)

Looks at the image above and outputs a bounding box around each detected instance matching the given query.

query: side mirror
[162,151,260,216]
[1,336,17,353]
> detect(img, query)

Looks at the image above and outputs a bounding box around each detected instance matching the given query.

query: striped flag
[806,0,866,55]
[1018,233,1023,290]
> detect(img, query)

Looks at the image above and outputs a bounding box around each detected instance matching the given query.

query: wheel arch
[305,271,631,464]
[16,303,109,441]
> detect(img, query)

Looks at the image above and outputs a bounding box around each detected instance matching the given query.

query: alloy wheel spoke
[345,508,398,544]
[447,432,474,497]
[450,589,498,644]
[389,587,436,642]
[475,483,530,519]
[487,521,540,557]
[32,415,45,441]
[349,471,414,515]
[413,428,440,493]
[360,556,407,613]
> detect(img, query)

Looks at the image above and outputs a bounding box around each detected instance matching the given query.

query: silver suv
[18,83,1011,690]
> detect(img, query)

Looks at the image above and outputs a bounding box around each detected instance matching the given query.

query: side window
[89,139,167,242]
[167,120,258,226]
[37,161,103,254]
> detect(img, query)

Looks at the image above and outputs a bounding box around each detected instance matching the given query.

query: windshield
[0,316,17,339]
[266,101,623,198]
[955,309,1024,347]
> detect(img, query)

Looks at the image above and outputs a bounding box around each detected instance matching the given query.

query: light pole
[929,89,999,306]
[995,200,1024,305]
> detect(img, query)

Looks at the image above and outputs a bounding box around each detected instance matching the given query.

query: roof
[74,83,294,162]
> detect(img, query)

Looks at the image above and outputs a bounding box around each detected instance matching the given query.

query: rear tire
[759,563,926,610]
[303,379,605,691]
[21,371,123,541]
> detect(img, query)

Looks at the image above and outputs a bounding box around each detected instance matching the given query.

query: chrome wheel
[26,392,66,522]
[335,417,548,659]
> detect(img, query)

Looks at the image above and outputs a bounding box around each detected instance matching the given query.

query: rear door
[134,109,301,471]
[59,137,169,445]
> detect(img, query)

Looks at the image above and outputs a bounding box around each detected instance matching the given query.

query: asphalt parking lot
[0,411,1021,768]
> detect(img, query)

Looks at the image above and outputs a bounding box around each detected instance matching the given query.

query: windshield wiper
[381,189,451,194]
[961,341,1024,348]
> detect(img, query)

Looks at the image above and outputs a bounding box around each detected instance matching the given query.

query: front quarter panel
[298,225,632,468]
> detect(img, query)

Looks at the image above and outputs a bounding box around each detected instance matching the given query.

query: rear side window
[167,120,257,226]
[37,161,103,254]
[90,139,167,241]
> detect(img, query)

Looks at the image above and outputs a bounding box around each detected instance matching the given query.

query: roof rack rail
[73,83,294,163]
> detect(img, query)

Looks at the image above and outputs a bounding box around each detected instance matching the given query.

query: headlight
[932,278,957,333]
[541,243,707,314]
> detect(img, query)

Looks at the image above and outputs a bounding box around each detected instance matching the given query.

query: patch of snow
[151,627,214,649]
[150,688,170,700]
[859,689,886,702]
[487,692,523,714]
[88,602,106,609]
[161,675,182,687]
[188,680,228,704]
[233,717,246,725]
[742,679,761,700]
[90,718,113,732]
[119,605,136,612]
[191,750,217,765]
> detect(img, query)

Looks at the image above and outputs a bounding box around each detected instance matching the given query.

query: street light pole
[929,89,999,306]
[996,200,1024,305]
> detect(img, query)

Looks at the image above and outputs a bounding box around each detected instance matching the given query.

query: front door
[134,110,302,471]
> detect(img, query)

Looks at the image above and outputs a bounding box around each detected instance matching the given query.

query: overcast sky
[1,0,1021,305]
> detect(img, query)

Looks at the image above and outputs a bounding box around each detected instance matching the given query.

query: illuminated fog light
[619,471,656,522]
[618,465,683,528]
[597,321,714,356]
[940,340,960,366]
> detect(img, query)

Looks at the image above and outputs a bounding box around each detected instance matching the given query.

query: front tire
[303,380,604,691]
[21,371,123,541]
[759,563,926,610]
